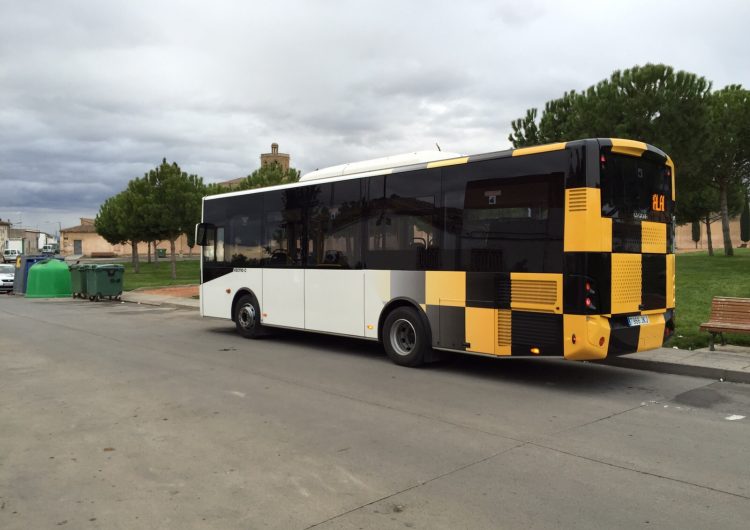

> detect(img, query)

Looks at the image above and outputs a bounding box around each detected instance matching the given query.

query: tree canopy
[236,162,301,191]
[95,160,205,278]
[145,159,205,276]
[509,63,750,255]
[94,194,128,247]
[95,158,301,277]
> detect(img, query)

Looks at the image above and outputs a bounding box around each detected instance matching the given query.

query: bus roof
[204,138,669,202]
[298,151,463,182]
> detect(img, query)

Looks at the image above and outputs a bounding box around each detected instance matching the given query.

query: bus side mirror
[195,223,210,246]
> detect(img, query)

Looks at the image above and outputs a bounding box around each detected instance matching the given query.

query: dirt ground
[139,284,198,298]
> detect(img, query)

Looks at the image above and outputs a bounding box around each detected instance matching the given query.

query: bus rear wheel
[383,306,430,367]
[235,294,262,339]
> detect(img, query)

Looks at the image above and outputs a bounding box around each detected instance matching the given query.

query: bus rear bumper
[563,312,672,361]
[563,315,610,361]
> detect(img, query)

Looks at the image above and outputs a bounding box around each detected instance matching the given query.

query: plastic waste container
[13,255,61,295]
[69,264,89,298]
[86,264,124,301]
[25,259,72,298]
[157,248,167,258]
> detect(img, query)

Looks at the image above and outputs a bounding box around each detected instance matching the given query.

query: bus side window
[202,226,216,261]
[229,194,262,267]
[366,170,442,270]
[308,180,363,268]
[442,156,564,273]
[216,227,225,263]
[262,189,303,267]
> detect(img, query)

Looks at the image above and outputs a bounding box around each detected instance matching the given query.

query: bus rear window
[600,152,672,222]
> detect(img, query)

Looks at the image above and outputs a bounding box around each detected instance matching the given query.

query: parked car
[2,249,21,263]
[0,263,14,291]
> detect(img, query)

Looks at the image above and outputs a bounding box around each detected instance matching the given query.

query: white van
[2,249,21,263]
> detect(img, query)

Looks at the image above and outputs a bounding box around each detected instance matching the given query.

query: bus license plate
[627,315,650,327]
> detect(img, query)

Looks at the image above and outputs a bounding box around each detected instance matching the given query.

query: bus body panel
[364,270,389,339]
[201,269,263,320]
[262,269,305,328]
[305,269,365,336]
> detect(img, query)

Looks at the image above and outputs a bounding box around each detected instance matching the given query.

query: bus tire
[234,294,262,339]
[382,306,430,367]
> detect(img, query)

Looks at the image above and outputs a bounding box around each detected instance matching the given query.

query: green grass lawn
[120,259,200,291]
[672,248,750,349]
[116,250,749,349]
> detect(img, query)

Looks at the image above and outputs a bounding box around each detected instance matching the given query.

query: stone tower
[260,142,290,171]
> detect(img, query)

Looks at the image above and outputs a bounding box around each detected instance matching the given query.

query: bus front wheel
[383,306,430,367]
[235,294,262,339]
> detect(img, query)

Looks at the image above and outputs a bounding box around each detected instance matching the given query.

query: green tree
[204,182,227,196]
[95,189,148,272]
[95,193,128,248]
[147,159,205,279]
[236,162,301,190]
[691,221,701,249]
[123,176,158,272]
[702,85,750,256]
[509,63,713,231]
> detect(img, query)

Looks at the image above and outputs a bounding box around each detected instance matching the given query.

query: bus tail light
[584,278,598,312]
[530,347,540,355]
[571,334,577,345]
[599,337,605,347]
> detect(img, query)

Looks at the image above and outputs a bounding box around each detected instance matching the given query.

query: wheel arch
[377,297,433,345]
[231,288,258,322]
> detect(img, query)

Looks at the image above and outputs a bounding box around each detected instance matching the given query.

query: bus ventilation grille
[642,222,665,250]
[568,189,588,212]
[512,280,558,308]
[612,255,642,307]
[497,310,511,347]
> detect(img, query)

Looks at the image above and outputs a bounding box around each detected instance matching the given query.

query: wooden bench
[699,297,750,351]
[90,252,116,258]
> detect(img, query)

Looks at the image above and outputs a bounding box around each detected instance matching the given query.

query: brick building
[60,218,189,257]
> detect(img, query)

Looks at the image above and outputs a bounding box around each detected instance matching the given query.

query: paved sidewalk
[606,344,750,384]
[121,289,199,310]
[119,290,750,383]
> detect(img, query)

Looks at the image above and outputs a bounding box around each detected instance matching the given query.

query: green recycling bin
[25,260,72,298]
[85,264,124,301]
[157,248,167,258]
[69,264,89,298]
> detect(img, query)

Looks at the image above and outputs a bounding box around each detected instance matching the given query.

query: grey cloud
[1,0,749,231]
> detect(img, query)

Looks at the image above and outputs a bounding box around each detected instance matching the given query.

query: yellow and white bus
[196,138,675,366]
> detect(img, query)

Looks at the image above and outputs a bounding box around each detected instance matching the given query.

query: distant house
[7,227,50,254]
[60,218,189,257]
[0,220,10,251]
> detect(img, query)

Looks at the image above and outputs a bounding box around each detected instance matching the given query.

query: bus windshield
[600,152,672,223]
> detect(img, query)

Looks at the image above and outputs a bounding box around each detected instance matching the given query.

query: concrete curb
[120,293,198,311]
[604,357,750,384]
[123,299,198,311]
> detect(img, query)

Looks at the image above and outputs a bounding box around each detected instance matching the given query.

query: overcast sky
[1,0,749,233]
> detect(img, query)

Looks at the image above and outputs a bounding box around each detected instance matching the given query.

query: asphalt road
[1,296,749,529]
